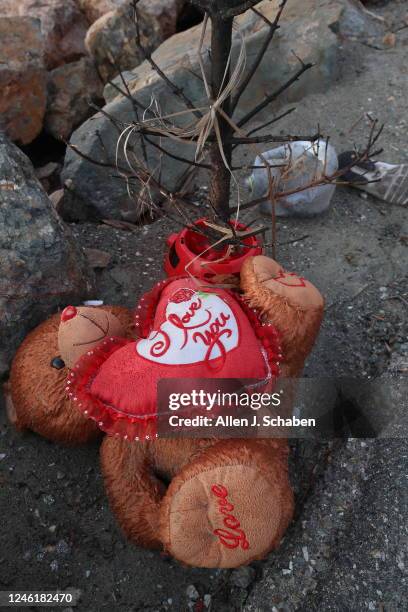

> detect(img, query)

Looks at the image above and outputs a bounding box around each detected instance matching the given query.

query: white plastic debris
[82,300,104,306]
[246,139,338,217]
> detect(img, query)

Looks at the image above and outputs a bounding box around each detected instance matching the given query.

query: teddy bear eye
[50,356,65,370]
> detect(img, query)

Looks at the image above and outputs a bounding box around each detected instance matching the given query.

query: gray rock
[62,0,383,222]
[45,57,104,140]
[186,584,200,601]
[61,82,198,221]
[330,0,385,40]
[0,133,93,377]
[230,566,256,589]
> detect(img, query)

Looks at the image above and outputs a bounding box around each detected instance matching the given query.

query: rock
[0,17,46,145]
[35,162,60,181]
[0,133,92,377]
[0,0,88,69]
[139,0,185,40]
[57,181,102,221]
[79,0,183,38]
[34,161,61,193]
[49,189,65,214]
[77,0,125,24]
[330,0,385,40]
[185,585,200,601]
[45,58,104,140]
[62,0,384,221]
[55,539,71,555]
[85,2,163,82]
[230,566,256,589]
[84,248,112,268]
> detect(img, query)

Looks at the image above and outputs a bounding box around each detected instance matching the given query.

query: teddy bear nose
[61,305,77,322]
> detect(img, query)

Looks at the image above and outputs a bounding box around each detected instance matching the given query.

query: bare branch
[88,102,125,134]
[112,63,150,163]
[131,0,203,119]
[65,141,124,171]
[244,107,296,137]
[229,131,320,145]
[143,134,212,169]
[231,1,288,112]
[237,60,314,128]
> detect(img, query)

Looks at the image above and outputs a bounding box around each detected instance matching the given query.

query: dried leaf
[382,32,396,47]
[85,248,112,269]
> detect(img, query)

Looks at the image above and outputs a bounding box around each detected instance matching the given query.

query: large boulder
[62,0,384,222]
[0,133,93,378]
[84,3,163,82]
[0,17,46,145]
[0,0,88,69]
[140,0,186,39]
[77,0,125,24]
[79,0,184,39]
[45,58,104,140]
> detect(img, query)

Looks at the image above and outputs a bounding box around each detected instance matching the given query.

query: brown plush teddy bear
[6,255,323,568]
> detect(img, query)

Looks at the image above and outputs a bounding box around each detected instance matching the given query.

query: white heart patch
[136,289,239,365]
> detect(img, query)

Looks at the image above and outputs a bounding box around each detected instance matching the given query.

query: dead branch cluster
[69,0,384,255]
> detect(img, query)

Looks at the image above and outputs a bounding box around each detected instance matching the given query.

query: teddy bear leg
[159,438,294,568]
[100,437,215,549]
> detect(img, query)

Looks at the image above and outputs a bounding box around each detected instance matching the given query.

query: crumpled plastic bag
[246,140,338,217]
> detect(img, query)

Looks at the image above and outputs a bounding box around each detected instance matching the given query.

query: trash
[247,139,338,217]
[82,299,104,306]
[338,151,408,206]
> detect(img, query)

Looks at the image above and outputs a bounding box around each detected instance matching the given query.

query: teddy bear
[5,253,323,568]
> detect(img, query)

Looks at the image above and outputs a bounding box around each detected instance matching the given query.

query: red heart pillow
[67,279,282,440]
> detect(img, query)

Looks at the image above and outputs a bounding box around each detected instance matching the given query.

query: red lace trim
[66,337,157,441]
[234,291,283,380]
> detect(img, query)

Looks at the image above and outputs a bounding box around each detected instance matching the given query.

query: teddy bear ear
[58,306,126,369]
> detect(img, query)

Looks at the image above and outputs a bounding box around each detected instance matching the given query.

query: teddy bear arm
[241,256,324,376]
